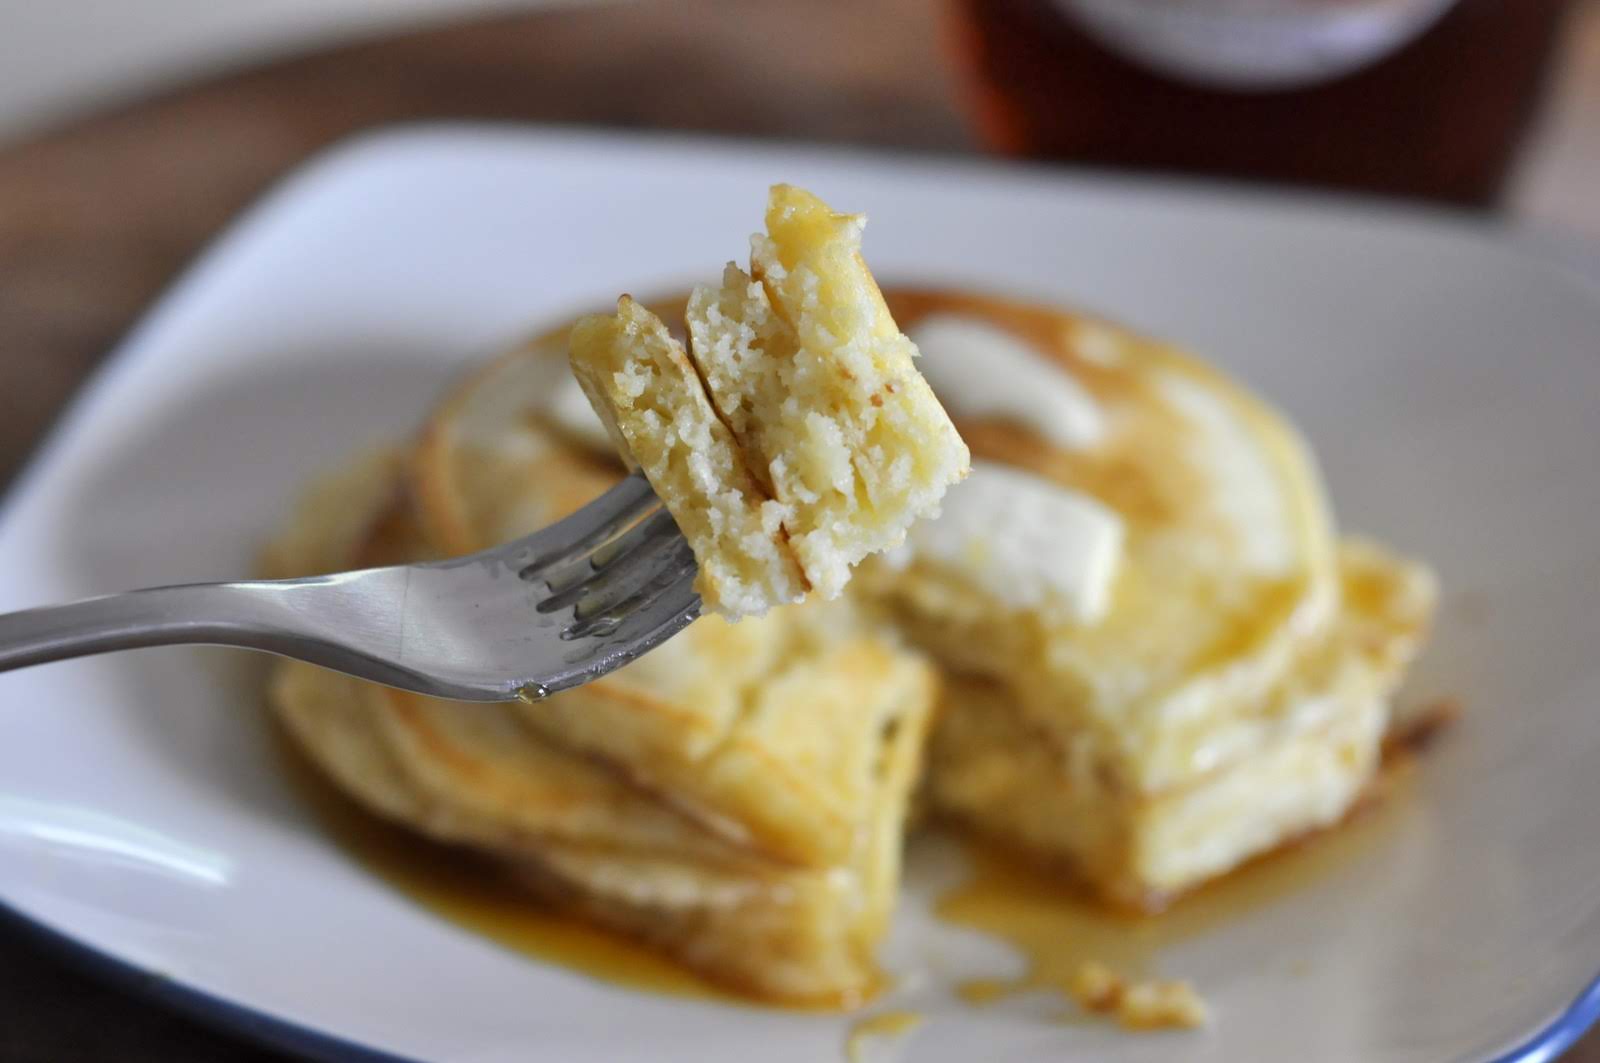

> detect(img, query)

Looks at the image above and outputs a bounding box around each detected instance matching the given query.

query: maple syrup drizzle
[273,725,725,1001]
[937,763,1418,1006]
[845,1010,924,1062]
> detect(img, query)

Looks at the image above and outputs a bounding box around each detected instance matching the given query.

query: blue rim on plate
[1487,973,1600,1063]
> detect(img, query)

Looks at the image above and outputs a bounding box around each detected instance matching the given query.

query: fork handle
[0,583,285,672]
[0,577,455,695]
[0,578,397,679]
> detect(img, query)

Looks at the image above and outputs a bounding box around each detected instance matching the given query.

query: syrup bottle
[950,0,1576,205]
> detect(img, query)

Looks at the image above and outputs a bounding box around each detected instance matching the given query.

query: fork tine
[560,537,698,641]
[598,554,701,647]
[535,508,683,615]
[561,522,695,627]
[502,472,659,580]
[0,462,702,703]
[549,576,701,693]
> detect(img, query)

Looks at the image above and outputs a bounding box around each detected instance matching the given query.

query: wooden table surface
[0,1,1592,1060]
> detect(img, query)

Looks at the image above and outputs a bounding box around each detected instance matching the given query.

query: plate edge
[2,119,1598,1062]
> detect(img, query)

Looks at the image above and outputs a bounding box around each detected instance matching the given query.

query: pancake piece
[413,344,933,866]
[686,186,970,599]
[929,539,1433,906]
[569,296,805,618]
[410,310,655,558]
[274,657,927,1003]
[860,289,1436,908]
[516,596,935,867]
[265,386,938,1002]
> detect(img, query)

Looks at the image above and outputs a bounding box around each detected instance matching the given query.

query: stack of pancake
[871,291,1434,911]
[263,289,1434,1002]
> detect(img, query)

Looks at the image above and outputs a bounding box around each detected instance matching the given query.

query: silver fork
[0,472,699,702]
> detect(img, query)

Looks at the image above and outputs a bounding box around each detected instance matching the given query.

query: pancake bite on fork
[687,185,971,599]
[568,297,807,619]
[569,185,969,618]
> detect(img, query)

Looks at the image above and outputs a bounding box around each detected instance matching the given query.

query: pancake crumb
[1068,961,1210,1031]
[1384,698,1462,758]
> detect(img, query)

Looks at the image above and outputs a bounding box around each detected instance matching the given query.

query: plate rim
[0,899,419,1063]
[3,120,1599,1063]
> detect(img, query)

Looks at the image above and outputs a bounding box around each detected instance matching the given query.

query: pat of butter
[547,374,616,453]
[890,460,1123,624]
[908,314,1104,448]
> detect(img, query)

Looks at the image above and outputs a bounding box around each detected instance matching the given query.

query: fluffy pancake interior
[568,295,805,618]
[685,185,970,599]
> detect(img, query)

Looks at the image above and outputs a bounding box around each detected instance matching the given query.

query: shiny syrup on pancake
[272,702,1447,1020]
[270,720,727,1002]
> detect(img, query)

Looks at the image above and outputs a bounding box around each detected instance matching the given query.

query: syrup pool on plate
[276,713,1425,1024]
[844,1010,924,1062]
[936,762,1419,1009]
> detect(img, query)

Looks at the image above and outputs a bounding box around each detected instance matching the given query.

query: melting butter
[908,314,1104,448]
[886,460,1123,624]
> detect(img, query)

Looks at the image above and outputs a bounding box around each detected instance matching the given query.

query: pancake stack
[263,288,1434,1000]
[876,291,1434,909]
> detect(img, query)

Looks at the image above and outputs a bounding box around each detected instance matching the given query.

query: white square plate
[3,125,1599,1063]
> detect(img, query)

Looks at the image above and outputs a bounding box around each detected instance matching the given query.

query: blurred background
[3,2,1598,471]
[1,1,1598,1059]
[3,0,1596,220]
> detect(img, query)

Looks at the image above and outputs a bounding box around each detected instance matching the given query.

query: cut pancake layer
[264,422,936,1002]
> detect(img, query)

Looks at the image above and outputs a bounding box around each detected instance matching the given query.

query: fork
[0,472,699,702]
